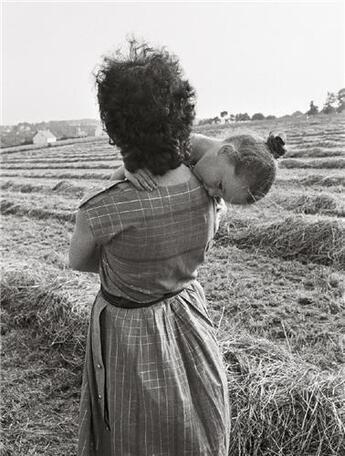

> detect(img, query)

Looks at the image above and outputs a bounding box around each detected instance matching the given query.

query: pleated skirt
[77,281,230,456]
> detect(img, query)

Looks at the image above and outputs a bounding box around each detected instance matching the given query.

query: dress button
[97,364,102,369]
[98,394,102,399]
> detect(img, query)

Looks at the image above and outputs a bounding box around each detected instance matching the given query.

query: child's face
[193,153,249,204]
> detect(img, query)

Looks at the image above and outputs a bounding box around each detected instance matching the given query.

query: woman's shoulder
[79,179,130,209]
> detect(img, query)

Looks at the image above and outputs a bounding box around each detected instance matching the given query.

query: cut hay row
[2,266,344,456]
[288,140,345,149]
[0,180,48,194]
[275,193,345,217]
[0,171,112,180]
[288,134,345,142]
[217,214,345,269]
[2,215,75,271]
[286,148,345,159]
[289,175,345,188]
[2,155,118,165]
[2,149,118,161]
[0,136,106,154]
[1,267,92,370]
[280,158,345,169]
[0,179,94,197]
[1,162,120,170]
[1,199,76,223]
[287,127,345,139]
[221,335,345,456]
[1,191,79,212]
[0,142,113,160]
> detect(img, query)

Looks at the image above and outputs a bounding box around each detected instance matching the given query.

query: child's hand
[124,168,158,191]
[214,197,227,232]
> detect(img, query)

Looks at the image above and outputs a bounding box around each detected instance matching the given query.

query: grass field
[1,113,345,455]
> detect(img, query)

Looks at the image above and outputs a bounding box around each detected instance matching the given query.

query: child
[111,131,286,205]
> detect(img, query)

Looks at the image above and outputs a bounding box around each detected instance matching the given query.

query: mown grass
[3,213,344,369]
[1,163,119,170]
[286,148,345,158]
[275,193,345,217]
[280,158,345,169]
[2,112,345,455]
[0,199,76,223]
[298,175,345,188]
[0,172,112,180]
[216,213,345,269]
[0,180,94,198]
[2,155,116,164]
[1,266,344,456]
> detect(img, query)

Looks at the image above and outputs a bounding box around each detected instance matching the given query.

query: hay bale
[221,331,345,455]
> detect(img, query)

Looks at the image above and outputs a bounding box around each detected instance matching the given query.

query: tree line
[307,88,345,116]
[199,88,345,125]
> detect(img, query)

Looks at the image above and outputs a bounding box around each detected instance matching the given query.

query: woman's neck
[154,163,192,186]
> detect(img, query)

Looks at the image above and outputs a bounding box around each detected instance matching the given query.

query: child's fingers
[136,173,154,191]
[124,170,145,190]
[138,169,158,189]
[124,168,157,191]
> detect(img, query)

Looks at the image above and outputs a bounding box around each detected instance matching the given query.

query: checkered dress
[77,173,230,456]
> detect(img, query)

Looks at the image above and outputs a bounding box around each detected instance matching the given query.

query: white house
[94,124,107,137]
[33,129,57,145]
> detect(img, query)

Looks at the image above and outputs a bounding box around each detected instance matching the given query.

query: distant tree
[306,101,319,115]
[198,118,214,126]
[235,113,250,121]
[213,116,221,124]
[230,114,235,121]
[266,115,276,120]
[322,92,337,114]
[220,111,228,119]
[251,112,265,121]
[337,88,345,113]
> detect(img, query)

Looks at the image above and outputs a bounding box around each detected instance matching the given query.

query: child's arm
[117,134,208,190]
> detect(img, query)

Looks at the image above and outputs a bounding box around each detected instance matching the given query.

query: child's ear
[217,144,236,159]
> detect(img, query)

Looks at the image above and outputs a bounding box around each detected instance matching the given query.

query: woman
[69,41,231,456]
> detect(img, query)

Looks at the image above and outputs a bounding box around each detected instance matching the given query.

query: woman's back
[80,165,216,302]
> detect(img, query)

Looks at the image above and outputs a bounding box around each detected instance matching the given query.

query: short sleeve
[78,180,126,245]
[79,195,124,246]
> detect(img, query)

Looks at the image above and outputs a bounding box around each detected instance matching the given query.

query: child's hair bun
[266,133,286,159]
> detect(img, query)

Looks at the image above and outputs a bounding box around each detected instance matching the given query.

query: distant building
[94,124,107,137]
[33,129,57,145]
[75,126,87,137]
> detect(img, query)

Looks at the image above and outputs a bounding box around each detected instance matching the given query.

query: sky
[1,1,344,125]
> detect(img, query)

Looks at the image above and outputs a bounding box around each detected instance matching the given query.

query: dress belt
[100,285,183,309]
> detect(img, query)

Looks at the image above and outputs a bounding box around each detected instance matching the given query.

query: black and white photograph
[1,1,345,455]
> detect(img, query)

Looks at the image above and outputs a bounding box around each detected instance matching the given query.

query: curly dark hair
[94,40,196,175]
[223,133,286,203]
